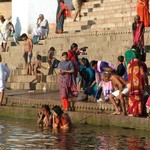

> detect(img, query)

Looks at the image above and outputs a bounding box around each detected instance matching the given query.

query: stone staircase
[1,0,150,91]
[50,0,137,33]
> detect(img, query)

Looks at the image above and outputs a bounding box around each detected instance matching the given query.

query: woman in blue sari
[58,52,78,110]
[56,0,65,34]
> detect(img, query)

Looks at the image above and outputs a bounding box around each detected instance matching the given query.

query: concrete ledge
[0,106,150,131]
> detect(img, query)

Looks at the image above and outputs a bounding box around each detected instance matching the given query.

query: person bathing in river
[52,106,72,131]
[37,104,53,128]
[101,72,131,116]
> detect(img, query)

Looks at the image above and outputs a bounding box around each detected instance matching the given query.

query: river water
[0,118,150,150]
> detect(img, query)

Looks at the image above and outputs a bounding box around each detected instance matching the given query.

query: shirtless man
[21,33,33,75]
[101,72,130,116]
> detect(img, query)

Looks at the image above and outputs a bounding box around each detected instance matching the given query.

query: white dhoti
[32,27,48,37]
[0,31,10,45]
[0,79,5,92]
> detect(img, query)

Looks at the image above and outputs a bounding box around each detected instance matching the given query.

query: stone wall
[0,2,12,19]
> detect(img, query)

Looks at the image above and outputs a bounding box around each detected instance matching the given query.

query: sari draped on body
[127,59,145,116]
[136,0,150,27]
[56,2,65,33]
[58,60,78,99]
[132,21,145,46]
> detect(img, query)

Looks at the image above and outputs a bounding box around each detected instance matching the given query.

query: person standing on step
[132,15,145,48]
[58,52,78,111]
[47,47,56,75]
[136,0,150,27]
[0,54,10,106]
[0,15,14,52]
[21,33,33,75]
[72,0,82,22]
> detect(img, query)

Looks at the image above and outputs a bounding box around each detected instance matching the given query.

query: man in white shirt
[0,15,13,52]
[0,54,10,106]
[32,14,49,39]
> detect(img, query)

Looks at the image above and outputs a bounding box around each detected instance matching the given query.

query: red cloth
[128,59,145,115]
[136,0,150,27]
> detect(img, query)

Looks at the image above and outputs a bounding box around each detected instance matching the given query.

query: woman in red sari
[127,58,145,116]
[136,0,150,27]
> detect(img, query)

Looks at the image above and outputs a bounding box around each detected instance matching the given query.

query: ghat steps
[1,0,150,91]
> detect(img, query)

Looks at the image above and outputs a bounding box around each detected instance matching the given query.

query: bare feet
[111,111,121,115]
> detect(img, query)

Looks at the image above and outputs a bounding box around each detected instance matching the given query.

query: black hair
[90,60,98,67]
[37,54,42,60]
[52,106,63,117]
[41,104,51,115]
[21,33,28,38]
[70,43,78,50]
[131,45,138,50]
[49,47,55,51]
[62,52,68,57]
[118,55,124,63]
[81,57,90,67]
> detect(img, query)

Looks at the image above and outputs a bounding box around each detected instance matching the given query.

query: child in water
[31,55,46,83]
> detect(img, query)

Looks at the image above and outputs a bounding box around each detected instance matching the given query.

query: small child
[116,55,126,77]
[31,55,46,83]
[21,33,33,75]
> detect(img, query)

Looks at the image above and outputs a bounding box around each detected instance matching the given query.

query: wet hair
[41,104,51,115]
[134,15,140,21]
[37,54,42,60]
[118,55,124,63]
[70,43,78,50]
[81,57,90,67]
[131,45,138,50]
[101,72,111,79]
[52,106,63,117]
[90,60,98,67]
[21,33,28,38]
[62,52,68,57]
[49,47,55,51]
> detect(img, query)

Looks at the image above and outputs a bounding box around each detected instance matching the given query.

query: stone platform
[0,89,150,131]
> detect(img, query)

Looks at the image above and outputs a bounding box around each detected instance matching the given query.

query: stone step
[6,82,59,91]
[8,74,58,83]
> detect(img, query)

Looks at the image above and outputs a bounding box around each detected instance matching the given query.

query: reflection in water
[0,118,150,150]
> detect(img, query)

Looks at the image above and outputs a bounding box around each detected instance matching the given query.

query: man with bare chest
[21,33,33,75]
[102,73,131,116]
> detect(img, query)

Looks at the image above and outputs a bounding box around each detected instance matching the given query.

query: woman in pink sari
[132,15,145,47]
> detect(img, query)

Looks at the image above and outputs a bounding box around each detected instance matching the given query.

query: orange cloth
[136,0,150,27]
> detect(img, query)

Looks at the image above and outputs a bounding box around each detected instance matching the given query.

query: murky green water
[0,118,150,150]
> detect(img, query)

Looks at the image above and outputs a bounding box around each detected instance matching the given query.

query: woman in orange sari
[127,58,145,116]
[136,0,150,27]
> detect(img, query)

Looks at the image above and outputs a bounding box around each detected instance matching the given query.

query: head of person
[49,47,55,54]
[62,52,68,61]
[0,54,2,62]
[134,15,140,24]
[80,57,89,67]
[38,14,44,21]
[37,54,42,61]
[118,55,124,64]
[90,60,98,70]
[58,0,64,3]
[0,15,5,22]
[70,43,78,52]
[41,104,51,116]
[52,106,63,118]
[101,72,111,82]
[21,33,28,40]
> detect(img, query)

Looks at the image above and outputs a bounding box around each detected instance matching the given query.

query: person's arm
[29,39,33,52]
[37,113,44,125]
